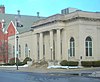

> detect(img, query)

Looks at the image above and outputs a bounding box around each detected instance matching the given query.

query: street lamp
[16,35,19,70]
[50,47,52,61]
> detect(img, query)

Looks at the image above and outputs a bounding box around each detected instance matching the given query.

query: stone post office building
[8,8,100,63]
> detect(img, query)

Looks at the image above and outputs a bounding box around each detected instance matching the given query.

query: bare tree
[0,40,8,64]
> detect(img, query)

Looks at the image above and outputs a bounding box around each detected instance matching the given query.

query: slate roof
[0,13,46,34]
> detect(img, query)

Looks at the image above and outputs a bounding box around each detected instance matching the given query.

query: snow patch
[47,65,81,69]
[0,64,28,68]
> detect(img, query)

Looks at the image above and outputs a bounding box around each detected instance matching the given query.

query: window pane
[70,37,74,41]
[73,42,75,48]
[86,37,92,41]
[89,42,92,48]
[70,42,72,48]
[70,42,71,48]
[86,48,88,56]
[86,42,88,48]
[70,48,72,56]
[73,48,75,56]
[89,48,92,56]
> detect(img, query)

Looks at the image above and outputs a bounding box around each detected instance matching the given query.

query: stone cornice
[31,11,100,28]
[64,17,100,23]
[31,17,100,29]
[31,20,57,28]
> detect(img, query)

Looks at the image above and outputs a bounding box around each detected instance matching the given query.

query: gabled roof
[0,13,46,34]
[7,21,16,37]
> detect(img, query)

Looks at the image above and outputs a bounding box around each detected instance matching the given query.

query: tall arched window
[25,44,28,57]
[85,36,92,56]
[70,37,75,57]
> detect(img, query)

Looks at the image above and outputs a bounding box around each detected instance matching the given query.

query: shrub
[81,61,100,67]
[67,61,79,66]
[9,58,20,65]
[60,60,78,66]
[81,61,93,67]
[18,62,25,66]
[92,61,100,67]
[0,64,2,66]
[60,60,67,66]
[23,57,32,64]
[3,63,12,66]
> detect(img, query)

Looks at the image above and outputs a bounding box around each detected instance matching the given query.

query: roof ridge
[0,13,46,18]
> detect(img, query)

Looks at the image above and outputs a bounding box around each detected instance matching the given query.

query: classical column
[50,30,53,60]
[57,29,61,61]
[39,32,43,60]
[34,33,39,62]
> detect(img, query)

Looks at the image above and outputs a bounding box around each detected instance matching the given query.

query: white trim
[15,33,16,63]
[7,21,19,34]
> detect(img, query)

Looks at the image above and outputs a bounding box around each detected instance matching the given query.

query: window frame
[70,37,75,57]
[85,36,92,56]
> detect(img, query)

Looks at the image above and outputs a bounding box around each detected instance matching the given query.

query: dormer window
[17,21,23,27]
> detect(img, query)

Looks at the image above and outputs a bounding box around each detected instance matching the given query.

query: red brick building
[0,22,8,63]
[0,5,45,63]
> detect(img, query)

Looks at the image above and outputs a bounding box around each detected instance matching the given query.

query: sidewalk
[18,66,100,77]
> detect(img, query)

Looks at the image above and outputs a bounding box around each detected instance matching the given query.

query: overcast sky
[1,0,100,17]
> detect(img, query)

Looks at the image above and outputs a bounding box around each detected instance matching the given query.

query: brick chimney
[0,5,5,14]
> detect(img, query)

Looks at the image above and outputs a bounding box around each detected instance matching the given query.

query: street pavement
[0,70,100,82]
[0,67,100,82]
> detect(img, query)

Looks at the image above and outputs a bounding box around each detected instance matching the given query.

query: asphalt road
[0,70,100,82]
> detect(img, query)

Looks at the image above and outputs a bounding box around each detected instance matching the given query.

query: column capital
[56,28,63,30]
[49,29,54,31]
[40,32,43,35]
